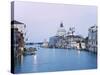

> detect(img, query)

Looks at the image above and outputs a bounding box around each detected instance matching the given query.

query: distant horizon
[13,1,97,42]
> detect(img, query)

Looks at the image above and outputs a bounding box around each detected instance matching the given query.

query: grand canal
[15,46,97,73]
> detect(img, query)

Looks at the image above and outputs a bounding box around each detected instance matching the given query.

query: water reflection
[20,55,23,65]
[16,55,23,66]
[77,50,80,55]
[32,54,38,71]
[33,54,37,65]
[53,48,56,57]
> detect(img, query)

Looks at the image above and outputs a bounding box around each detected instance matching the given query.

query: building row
[47,22,97,53]
[48,22,85,49]
[86,26,97,53]
[11,20,26,59]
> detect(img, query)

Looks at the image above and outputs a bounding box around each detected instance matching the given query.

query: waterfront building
[11,20,26,34]
[42,39,49,48]
[87,26,97,52]
[55,36,67,48]
[49,36,59,48]
[49,34,85,49]
[64,27,85,49]
[49,22,66,48]
[65,35,85,49]
[49,23,86,49]
[11,20,26,58]
[67,27,75,36]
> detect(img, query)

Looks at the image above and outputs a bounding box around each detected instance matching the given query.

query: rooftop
[11,20,24,24]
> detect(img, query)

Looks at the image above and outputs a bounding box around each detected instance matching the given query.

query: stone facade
[49,22,85,49]
[11,20,26,58]
[87,26,97,53]
[49,35,85,49]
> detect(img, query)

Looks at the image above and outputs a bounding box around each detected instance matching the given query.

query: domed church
[56,22,66,37]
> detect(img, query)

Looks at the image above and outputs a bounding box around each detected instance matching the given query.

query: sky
[13,1,97,42]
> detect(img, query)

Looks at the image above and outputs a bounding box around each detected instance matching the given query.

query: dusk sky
[14,1,97,42]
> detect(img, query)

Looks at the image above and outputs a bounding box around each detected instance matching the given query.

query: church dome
[56,22,66,36]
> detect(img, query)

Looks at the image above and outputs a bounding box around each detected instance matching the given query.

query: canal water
[15,46,97,73]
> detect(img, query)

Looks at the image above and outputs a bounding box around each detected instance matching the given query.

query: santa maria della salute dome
[56,22,66,36]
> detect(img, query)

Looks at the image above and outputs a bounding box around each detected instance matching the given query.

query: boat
[23,47,37,56]
[23,51,35,56]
